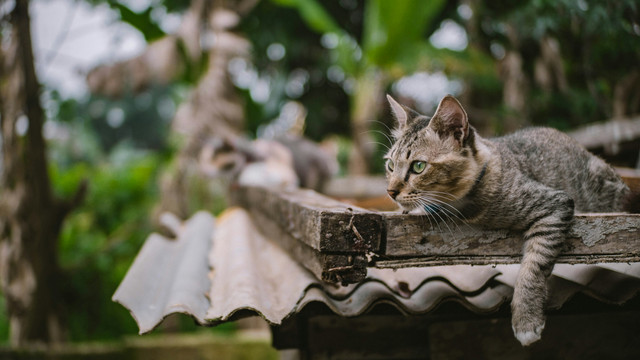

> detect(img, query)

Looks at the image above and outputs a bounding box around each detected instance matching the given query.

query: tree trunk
[0,0,84,346]
[612,70,640,118]
[86,0,252,221]
[157,5,249,220]
[499,25,529,133]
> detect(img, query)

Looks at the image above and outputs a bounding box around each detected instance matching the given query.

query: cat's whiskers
[418,197,465,236]
[365,141,391,151]
[362,129,393,149]
[367,119,393,134]
[415,198,455,238]
[424,190,468,207]
[421,190,467,214]
[407,197,441,233]
[408,199,436,231]
[422,194,478,234]
[423,190,459,201]
[410,189,470,235]
[369,129,394,145]
[423,197,463,223]
[418,203,441,233]
[425,200,457,238]
[425,191,472,221]
[414,190,463,218]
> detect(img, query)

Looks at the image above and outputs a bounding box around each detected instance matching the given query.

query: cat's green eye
[412,161,426,174]
[386,159,395,172]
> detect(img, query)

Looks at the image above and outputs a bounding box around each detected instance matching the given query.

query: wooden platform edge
[231,186,640,284]
[383,213,640,260]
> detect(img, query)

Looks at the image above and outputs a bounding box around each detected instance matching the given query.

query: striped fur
[385,95,631,346]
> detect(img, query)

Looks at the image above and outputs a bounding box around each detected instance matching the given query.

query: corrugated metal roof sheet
[113,208,640,334]
[112,212,214,333]
[206,208,318,324]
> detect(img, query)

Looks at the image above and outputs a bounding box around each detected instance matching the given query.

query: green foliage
[362,0,446,69]
[176,40,210,85]
[0,293,7,341]
[275,0,471,79]
[478,0,640,126]
[269,0,361,76]
[83,1,176,42]
[51,148,165,341]
[84,1,207,85]
[266,0,496,173]
[40,80,231,341]
[271,0,342,33]
[239,1,352,140]
[47,85,179,155]
[110,2,166,42]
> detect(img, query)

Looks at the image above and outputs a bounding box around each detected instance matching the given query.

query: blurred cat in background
[198,134,337,191]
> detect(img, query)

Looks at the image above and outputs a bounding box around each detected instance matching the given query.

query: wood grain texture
[231,186,383,252]
[232,186,640,283]
[380,212,640,268]
[231,186,371,284]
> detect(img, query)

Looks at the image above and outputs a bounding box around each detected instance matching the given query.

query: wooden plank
[274,307,640,359]
[244,204,367,284]
[231,186,384,253]
[304,315,431,359]
[617,167,640,193]
[379,213,640,268]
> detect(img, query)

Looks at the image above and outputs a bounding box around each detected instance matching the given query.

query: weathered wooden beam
[379,213,640,269]
[230,186,380,284]
[617,167,640,193]
[231,186,384,253]
[232,186,640,284]
[243,201,367,284]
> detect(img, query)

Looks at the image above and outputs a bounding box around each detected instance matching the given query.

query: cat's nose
[387,189,399,199]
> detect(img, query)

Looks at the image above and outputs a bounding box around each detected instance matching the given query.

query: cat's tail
[623,190,640,213]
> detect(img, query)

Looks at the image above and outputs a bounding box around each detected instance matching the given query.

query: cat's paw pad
[512,320,545,346]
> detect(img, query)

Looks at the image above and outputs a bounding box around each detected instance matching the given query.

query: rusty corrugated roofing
[113,208,640,334]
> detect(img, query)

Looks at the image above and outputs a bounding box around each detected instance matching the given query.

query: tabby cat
[384,94,633,346]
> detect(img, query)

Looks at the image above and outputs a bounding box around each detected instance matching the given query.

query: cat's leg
[512,191,574,346]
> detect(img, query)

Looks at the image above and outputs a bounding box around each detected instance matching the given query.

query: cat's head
[199,136,259,180]
[384,95,482,213]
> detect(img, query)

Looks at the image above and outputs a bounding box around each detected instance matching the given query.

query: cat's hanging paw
[512,317,545,346]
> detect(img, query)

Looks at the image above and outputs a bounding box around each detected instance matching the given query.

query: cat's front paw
[512,316,545,346]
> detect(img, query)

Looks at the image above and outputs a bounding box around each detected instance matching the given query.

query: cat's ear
[430,95,469,146]
[387,95,409,129]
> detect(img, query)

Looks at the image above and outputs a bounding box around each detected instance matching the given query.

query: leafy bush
[51,148,166,340]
